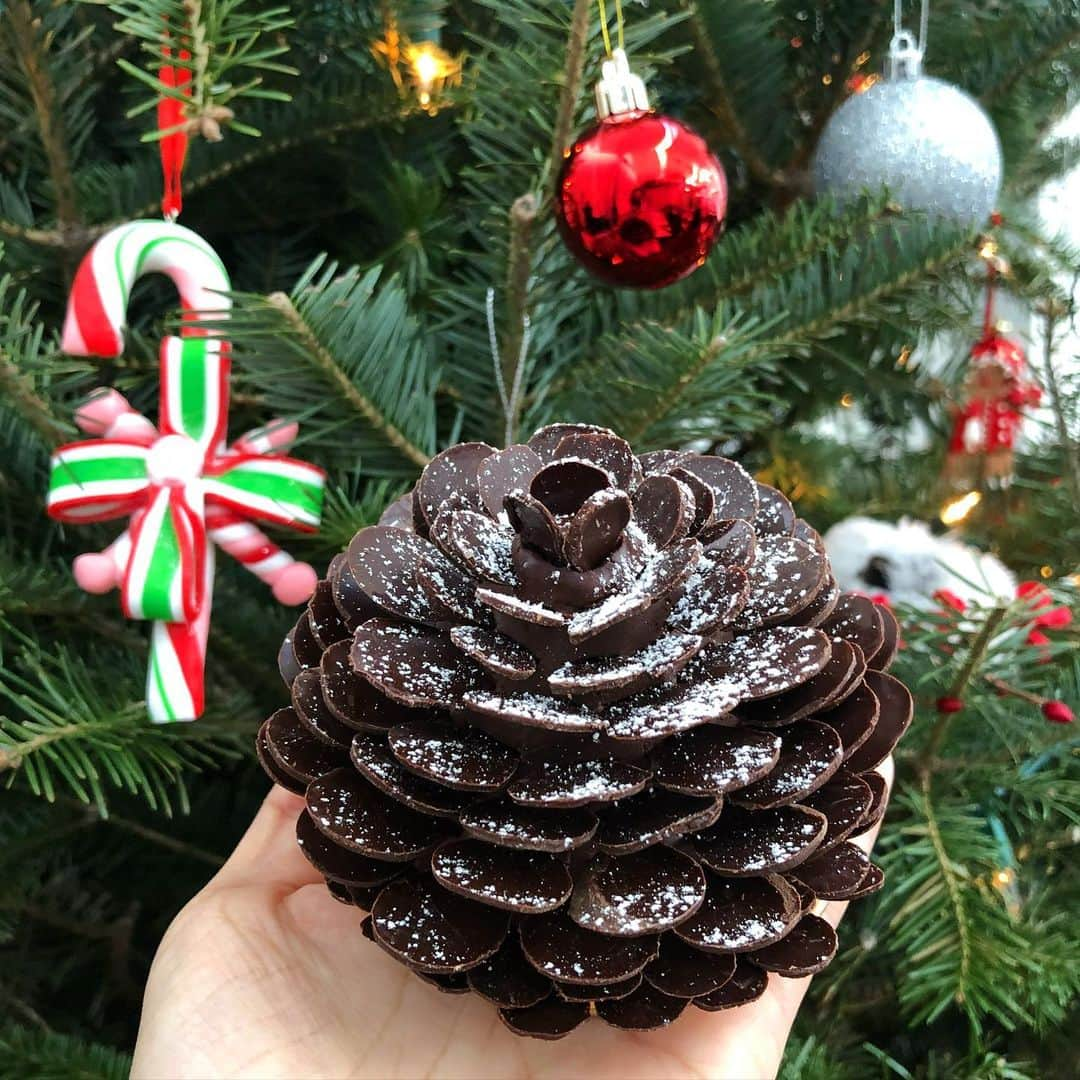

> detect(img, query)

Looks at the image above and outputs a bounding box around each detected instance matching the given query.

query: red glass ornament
[556,112,728,289]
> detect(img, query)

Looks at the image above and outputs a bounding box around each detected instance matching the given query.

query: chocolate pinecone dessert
[258,425,911,1040]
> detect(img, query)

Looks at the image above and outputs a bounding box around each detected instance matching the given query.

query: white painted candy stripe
[51,442,148,466]
[48,479,147,510]
[243,550,293,579]
[124,489,174,621]
[221,456,324,486]
[202,480,320,527]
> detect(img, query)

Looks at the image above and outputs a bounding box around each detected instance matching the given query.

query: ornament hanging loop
[595,49,649,119]
[887,30,923,81]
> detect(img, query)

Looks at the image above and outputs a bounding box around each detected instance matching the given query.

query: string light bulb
[839,392,855,408]
[405,41,460,113]
[940,490,982,525]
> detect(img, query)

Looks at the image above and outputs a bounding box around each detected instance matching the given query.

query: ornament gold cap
[595,48,650,120]
[887,30,923,80]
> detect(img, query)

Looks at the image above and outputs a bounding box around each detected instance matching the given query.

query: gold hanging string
[596,0,626,57]
[597,0,612,56]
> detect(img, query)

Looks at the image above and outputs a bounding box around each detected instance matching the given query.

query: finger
[205,784,322,894]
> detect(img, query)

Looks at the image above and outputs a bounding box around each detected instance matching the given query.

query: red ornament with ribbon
[45,61,325,722]
[943,252,1041,490]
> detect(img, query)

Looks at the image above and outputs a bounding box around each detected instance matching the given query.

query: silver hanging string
[486,287,509,413]
[893,0,929,54]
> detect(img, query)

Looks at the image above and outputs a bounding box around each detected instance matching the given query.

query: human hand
[132,758,893,1080]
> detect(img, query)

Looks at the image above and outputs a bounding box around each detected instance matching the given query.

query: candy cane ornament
[48,220,325,722]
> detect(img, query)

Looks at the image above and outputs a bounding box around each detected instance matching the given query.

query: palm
[133,774,889,1080]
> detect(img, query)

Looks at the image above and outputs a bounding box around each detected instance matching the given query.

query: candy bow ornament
[47,221,325,722]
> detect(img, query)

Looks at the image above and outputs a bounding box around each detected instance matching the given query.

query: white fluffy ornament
[823,516,1015,608]
[812,29,1002,227]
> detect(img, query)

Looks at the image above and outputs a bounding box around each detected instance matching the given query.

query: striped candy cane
[49,221,324,723]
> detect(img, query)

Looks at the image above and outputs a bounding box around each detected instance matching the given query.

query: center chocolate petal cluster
[258,423,911,1039]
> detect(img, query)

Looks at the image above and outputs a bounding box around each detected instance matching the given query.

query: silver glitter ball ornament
[812,64,1002,227]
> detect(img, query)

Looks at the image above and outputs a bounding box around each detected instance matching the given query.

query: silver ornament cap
[595,48,650,120]
[812,33,1002,226]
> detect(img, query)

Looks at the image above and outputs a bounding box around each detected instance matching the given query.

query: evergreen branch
[501,193,538,446]
[90,808,224,867]
[1036,302,1080,511]
[264,290,432,470]
[6,1,82,228]
[0,354,67,448]
[549,0,591,186]
[682,1,784,187]
[0,1023,131,1080]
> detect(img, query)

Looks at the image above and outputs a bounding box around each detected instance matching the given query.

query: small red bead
[1042,701,1075,724]
[933,589,967,614]
[937,696,965,714]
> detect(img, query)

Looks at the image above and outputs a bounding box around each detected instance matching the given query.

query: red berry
[1042,701,1075,724]
[933,589,967,613]
[937,696,964,714]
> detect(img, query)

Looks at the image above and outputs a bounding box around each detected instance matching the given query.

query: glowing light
[979,239,998,260]
[940,490,982,525]
[993,868,1015,887]
[839,392,854,408]
[896,345,912,368]
[1040,565,1054,579]
[822,73,833,86]
[405,41,460,113]
[855,51,871,66]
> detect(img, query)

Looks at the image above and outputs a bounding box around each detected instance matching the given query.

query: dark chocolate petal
[597,788,720,855]
[632,474,696,550]
[347,884,383,911]
[793,518,826,552]
[694,959,768,1010]
[695,804,827,875]
[530,460,611,516]
[555,975,642,1002]
[503,492,564,562]
[749,914,837,977]
[868,602,900,670]
[821,593,885,661]
[605,671,742,741]
[460,799,598,853]
[508,756,650,807]
[432,839,572,913]
[802,771,874,849]
[669,467,715,533]
[568,846,706,936]
[352,618,475,708]
[528,423,612,462]
[327,880,355,905]
[675,874,801,953]
[563,489,632,571]
[675,456,760,523]
[350,731,476,818]
[822,680,880,760]
[790,841,872,900]
[291,610,323,669]
[597,983,688,1030]
[306,767,451,860]
[278,630,301,688]
[450,625,536,681]
[292,669,354,747]
[549,631,702,698]
[520,912,659,984]
[256,721,307,795]
[329,553,378,631]
[264,707,347,783]
[389,718,518,792]
[474,586,569,628]
[371,876,508,974]
[307,580,350,649]
[477,445,544,519]
[415,969,470,995]
[706,627,832,701]
[416,442,495,527]
[567,538,701,643]
[787,574,841,628]
[347,527,439,624]
[463,688,604,733]
[637,448,688,475]
[738,639,860,728]
[444,510,518,587]
[467,939,552,1008]
[554,431,637,490]
[415,546,491,626]
[845,862,885,898]
[653,727,782,796]
[735,536,826,630]
[667,563,750,635]
[296,809,401,887]
[731,721,843,809]
[321,639,414,732]
[754,483,797,536]
[700,519,756,571]
[850,771,889,837]
[645,935,737,997]
[499,999,588,1040]
[377,491,414,530]
[845,670,912,773]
